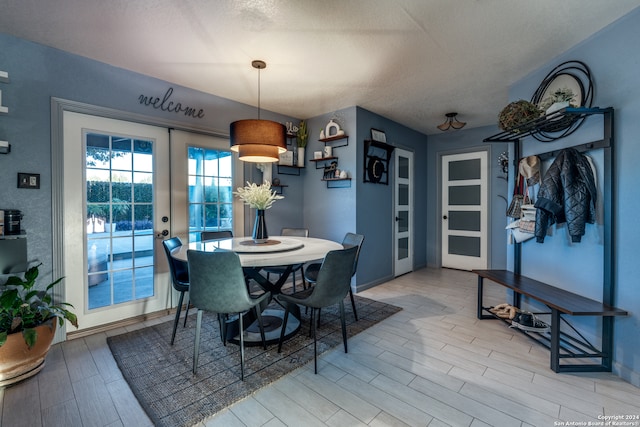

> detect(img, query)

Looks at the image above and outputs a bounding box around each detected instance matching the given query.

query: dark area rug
[107,295,401,427]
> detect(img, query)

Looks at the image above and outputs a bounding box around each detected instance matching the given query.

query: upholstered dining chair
[276,245,358,374]
[304,232,364,321]
[263,227,309,293]
[200,230,233,241]
[187,249,270,380]
[162,237,191,345]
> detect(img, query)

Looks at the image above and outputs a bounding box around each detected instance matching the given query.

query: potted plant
[540,87,577,115]
[296,120,308,167]
[234,181,284,243]
[498,100,542,132]
[0,263,78,386]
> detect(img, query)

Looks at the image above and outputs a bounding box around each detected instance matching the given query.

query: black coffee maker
[1,209,23,235]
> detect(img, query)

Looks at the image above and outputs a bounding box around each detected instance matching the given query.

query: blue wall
[0,33,301,279]
[507,9,640,386]
[297,107,428,290]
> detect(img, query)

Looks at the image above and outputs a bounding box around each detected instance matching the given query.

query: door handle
[443,215,448,220]
[395,216,401,221]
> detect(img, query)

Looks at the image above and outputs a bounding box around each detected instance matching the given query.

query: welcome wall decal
[138,87,205,118]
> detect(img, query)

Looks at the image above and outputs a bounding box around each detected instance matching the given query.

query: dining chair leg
[349,289,358,321]
[277,303,291,353]
[339,301,348,353]
[308,308,315,337]
[193,309,203,374]
[183,298,190,327]
[254,306,267,350]
[312,307,318,374]
[217,314,227,345]
[239,312,245,381]
[171,291,185,345]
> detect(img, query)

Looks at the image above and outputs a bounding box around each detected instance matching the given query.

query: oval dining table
[171,235,342,345]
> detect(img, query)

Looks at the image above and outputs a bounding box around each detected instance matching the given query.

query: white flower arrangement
[234,181,284,210]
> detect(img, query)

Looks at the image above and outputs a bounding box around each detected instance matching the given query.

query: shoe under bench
[473,269,627,373]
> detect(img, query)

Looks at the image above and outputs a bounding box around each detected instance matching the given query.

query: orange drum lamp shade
[230,119,286,163]
[230,60,287,163]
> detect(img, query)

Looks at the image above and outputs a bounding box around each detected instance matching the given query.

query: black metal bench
[473,269,627,373]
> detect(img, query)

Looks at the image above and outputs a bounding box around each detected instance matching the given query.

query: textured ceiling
[1,0,639,135]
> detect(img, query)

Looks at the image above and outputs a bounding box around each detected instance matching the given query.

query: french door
[441,150,488,270]
[63,112,171,330]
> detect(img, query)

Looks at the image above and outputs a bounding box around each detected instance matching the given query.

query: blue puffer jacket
[534,148,596,243]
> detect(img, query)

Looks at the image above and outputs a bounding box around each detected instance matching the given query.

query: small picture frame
[370,128,386,143]
[17,172,40,189]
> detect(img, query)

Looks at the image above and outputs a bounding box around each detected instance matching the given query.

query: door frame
[436,146,492,269]
[50,98,237,341]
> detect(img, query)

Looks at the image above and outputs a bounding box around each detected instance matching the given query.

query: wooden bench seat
[473,269,627,373]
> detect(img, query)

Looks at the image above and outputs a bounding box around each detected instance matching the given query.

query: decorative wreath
[366,156,385,183]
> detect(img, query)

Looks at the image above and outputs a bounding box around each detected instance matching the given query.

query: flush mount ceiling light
[230,60,286,162]
[437,112,467,131]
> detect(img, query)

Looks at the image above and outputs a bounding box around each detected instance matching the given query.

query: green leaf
[0,289,18,308]
[22,328,37,349]
[45,276,64,291]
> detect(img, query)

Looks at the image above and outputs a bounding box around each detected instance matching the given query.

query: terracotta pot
[0,319,56,387]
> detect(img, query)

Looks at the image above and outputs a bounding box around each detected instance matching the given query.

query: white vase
[546,101,570,115]
[297,147,305,167]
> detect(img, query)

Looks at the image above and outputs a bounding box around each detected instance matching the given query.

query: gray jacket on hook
[534,147,597,243]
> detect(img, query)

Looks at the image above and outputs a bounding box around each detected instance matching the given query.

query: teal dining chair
[304,232,364,321]
[187,249,270,380]
[275,245,358,374]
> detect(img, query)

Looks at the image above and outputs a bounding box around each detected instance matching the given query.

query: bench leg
[477,276,484,319]
[477,276,494,320]
[550,308,560,372]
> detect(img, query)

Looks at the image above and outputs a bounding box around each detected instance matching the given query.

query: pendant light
[437,112,467,131]
[230,60,286,162]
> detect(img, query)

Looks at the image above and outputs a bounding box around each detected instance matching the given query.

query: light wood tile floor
[2,267,639,426]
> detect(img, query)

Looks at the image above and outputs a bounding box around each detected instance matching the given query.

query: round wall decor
[530,60,594,142]
[366,155,385,183]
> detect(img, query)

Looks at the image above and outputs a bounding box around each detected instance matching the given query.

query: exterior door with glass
[63,112,171,330]
[441,150,488,270]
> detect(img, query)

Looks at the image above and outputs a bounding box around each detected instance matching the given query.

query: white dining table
[171,235,342,294]
[171,235,343,345]
[171,235,342,267]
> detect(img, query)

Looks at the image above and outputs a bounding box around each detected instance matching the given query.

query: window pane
[448,211,481,231]
[397,237,409,260]
[449,158,481,181]
[449,185,480,205]
[448,236,480,257]
[188,146,234,242]
[399,156,409,179]
[397,211,409,233]
[399,183,409,206]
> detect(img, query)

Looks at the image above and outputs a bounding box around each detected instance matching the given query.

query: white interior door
[394,148,414,276]
[63,112,171,330]
[441,150,488,270]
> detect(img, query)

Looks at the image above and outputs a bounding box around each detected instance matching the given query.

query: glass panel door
[63,112,170,331]
[441,151,488,270]
[394,148,413,276]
